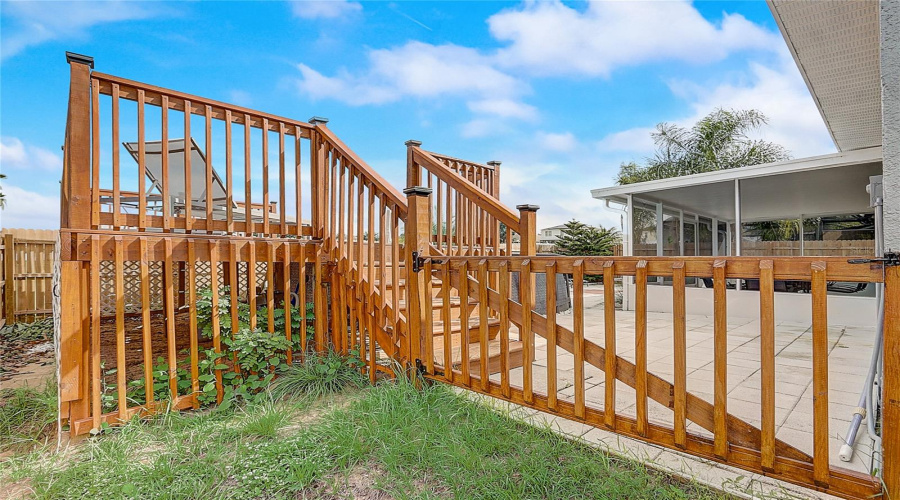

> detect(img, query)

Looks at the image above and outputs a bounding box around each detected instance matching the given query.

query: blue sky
[0,0,834,231]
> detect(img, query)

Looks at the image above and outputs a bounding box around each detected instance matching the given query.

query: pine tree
[554,220,620,256]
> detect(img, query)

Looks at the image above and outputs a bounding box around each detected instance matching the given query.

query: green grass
[0,380,57,452]
[2,380,728,499]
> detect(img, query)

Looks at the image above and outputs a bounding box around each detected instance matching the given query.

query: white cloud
[0,137,62,172]
[468,98,537,121]
[595,127,657,155]
[1,1,158,61]
[488,0,781,77]
[0,184,61,229]
[294,41,532,119]
[596,51,833,161]
[536,131,576,152]
[291,1,362,20]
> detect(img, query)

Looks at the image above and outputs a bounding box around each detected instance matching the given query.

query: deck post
[404,186,432,376]
[62,53,94,250]
[883,264,900,497]
[405,140,422,188]
[487,160,501,200]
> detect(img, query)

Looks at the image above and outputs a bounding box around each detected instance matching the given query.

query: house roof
[768,0,882,152]
[591,147,882,223]
[541,224,568,231]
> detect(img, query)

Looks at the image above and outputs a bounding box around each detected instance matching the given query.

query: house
[590,1,896,329]
[539,224,568,245]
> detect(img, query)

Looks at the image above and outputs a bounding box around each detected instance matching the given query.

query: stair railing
[312,123,411,379]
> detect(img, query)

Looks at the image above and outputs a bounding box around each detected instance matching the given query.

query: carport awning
[591,147,882,222]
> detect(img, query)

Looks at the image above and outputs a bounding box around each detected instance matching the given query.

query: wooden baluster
[164,239,177,398]
[262,118,270,235]
[713,259,728,458]
[299,249,308,358]
[521,259,534,403]
[90,235,101,430]
[209,242,222,403]
[379,198,387,326]
[282,242,292,363]
[184,99,193,231]
[187,241,199,409]
[392,209,400,337]
[205,106,213,226]
[603,261,617,428]
[811,261,829,486]
[759,259,776,470]
[442,260,453,383]
[248,240,257,330]
[458,260,471,386]
[114,237,126,419]
[279,123,287,235]
[546,262,558,410]
[338,155,345,258]
[161,95,171,231]
[229,242,241,374]
[882,264,900,496]
[139,239,153,406]
[295,125,303,237]
[137,89,146,231]
[225,110,234,233]
[573,260,585,419]
[445,182,452,254]
[424,258,435,375]
[436,180,443,251]
[111,84,121,229]
[673,261,687,447]
[499,261,511,397]
[635,260,648,436]
[478,259,489,390]
[90,78,100,228]
[266,242,275,333]
[367,184,375,313]
[243,114,253,235]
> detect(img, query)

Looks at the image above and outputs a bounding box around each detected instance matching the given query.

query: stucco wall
[883,0,900,249]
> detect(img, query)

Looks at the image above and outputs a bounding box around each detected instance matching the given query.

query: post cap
[66,52,94,68]
[516,204,540,212]
[405,140,422,148]
[308,116,329,125]
[486,160,501,167]
[403,186,432,197]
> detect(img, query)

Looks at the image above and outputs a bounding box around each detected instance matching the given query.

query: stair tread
[432,316,500,334]
[398,297,476,310]
[432,339,524,364]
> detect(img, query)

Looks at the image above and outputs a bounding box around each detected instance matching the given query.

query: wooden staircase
[369,259,525,376]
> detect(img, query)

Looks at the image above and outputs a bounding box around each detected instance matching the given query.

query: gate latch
[848,251,900,267]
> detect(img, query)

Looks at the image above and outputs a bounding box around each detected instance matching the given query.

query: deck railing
[407,254,887,499]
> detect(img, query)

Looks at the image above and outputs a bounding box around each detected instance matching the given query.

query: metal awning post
[735,179,742,290]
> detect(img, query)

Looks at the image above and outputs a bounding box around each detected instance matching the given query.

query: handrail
[425,150,498,200]
[317,124,408,215]
[412,147,518,230]
[92,72,315,136]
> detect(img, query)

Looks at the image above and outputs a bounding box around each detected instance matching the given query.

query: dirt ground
[0,311,209,391]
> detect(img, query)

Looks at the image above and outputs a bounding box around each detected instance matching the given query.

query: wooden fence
[1,228,57,325]
[56,54,898,500]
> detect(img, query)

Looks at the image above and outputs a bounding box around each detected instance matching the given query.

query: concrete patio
[492,283,880,498]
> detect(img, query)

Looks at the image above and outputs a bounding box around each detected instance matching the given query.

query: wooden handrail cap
[308,116,329,124]
[405,140,422,147]
[516,204,540,212]
[66,51,94,68]
[487,160,501,167]
[403,186,432,196]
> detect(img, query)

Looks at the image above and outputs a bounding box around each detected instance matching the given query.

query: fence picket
[673,261,687,448]
[713,259,728,458]
[811,261,829,486]
[603,261,616,428]
[759,259,776,471]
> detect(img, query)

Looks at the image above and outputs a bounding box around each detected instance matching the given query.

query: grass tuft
[0,380,57,452]
[270,351,365,400]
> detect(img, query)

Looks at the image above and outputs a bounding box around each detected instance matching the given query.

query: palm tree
[616,108,790,185]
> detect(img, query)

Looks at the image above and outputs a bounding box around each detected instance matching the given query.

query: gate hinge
[415,358,443,377]
[848,251,900,267]
[412,251,425,273]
